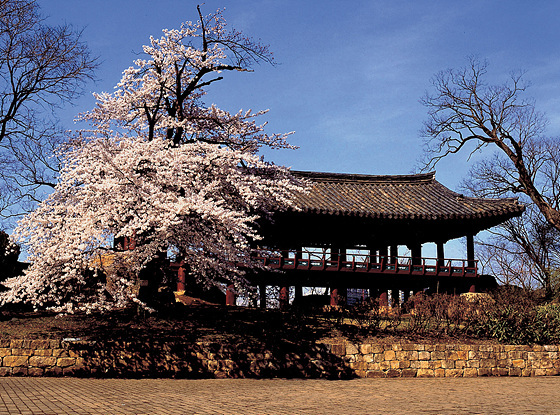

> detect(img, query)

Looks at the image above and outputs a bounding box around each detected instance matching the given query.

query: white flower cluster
[2,10,305,313]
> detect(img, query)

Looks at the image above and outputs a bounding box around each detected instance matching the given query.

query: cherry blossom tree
[1,8,303,313]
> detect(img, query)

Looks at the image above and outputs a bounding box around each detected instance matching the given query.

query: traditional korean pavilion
[238,170,525,308]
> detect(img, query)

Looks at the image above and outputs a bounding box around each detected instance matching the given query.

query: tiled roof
[291,171,524,221]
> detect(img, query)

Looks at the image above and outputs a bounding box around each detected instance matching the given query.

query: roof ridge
[292,170,436,184]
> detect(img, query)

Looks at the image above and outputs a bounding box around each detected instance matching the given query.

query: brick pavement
[0,377,559,414]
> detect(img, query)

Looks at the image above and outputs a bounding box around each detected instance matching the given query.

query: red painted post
[279,286,289,309]
[378,291,388,307]
[226,284,236,306]
[330,287,339,306]
[176,263,186,292]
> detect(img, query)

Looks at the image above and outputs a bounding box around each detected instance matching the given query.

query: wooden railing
[253,250,478,278]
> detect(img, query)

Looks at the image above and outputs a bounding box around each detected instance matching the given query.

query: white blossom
[2,9,305,313]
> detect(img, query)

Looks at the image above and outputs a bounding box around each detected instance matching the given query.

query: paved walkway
[0,377,559,414]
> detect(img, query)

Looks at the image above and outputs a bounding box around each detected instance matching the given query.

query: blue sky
[42,1,560,188]
[40,1,560,258]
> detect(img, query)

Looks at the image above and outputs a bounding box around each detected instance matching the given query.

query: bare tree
[422,58,560,231]
[475,205,560,298]
[422,58,560,298]
[0,0,97,219]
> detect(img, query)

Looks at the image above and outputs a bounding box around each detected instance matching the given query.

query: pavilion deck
[254,250,478,278]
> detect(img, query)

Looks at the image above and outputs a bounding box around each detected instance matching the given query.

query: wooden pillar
[294,285,303,306]
[390,289,400,308]
[389,245,398,264]
[176,263,186,292]
[378,290,388,307]
[279,286,289,310]
[226,284,236,306]
[467,234,475,268]
[437,241,445,268]
[330,246,347,306]
[259,284,267,308]
[410,243,422,266]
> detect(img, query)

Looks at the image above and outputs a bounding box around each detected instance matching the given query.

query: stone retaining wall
[324,342,560,378]
[0,338,558,378]
[0,339,84,377]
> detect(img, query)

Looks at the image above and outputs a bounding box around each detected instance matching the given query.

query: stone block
[455,360,466,369]
[383,350,396,361]
[29,356,57,368]
[441,360,455,369]
[9,339,23,348]
[416,369,434,378]
[371,345,384,354]
[33,349,53,357]
[363,354,374,363]
[56,357,76,368]
[434,368,445,377]
[428,360,442,370]
[410,360,422,369]
[401,368,416,377]
[52,349,68,358]
[366,370,386,378]
[0,367,11,376]
[28,367,44,377]
[379,361,391,371]
[545,368,560,376]
[534,369,547,376]
[479,358,497,368]
[30,340,51,349]
[508,351,524,360]
[44,366,63,377]
[389,360,400,370]
[445,351,459,360]
[11,367,27,376]
[466,360,480,368]
[521,368,533,377]
[386,369,400,378]
[445,369,463,378]
[479,345,494,352]
[431,351,445,360]
[329,344,345,356]
[359,344,371,355]
[346,343,359,355]
[11,348,33,356]
[398,360,410,369]
[401,344,417,351]
[367,361,380,370]
[508,367,522,377]
[418,351,430,361]
[512,359,525,368]
[0,339,10,348]
[492,368,509,376]
[391,344,403,351]
[544,345,558,352]
[463,368,478,378]
[0,348,10,357]
[477,368,491,377]
[3,355,28,367]
[456,350,468,360]
[497,359,510,368]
